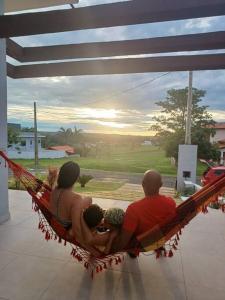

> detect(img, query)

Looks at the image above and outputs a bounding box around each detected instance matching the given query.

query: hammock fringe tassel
[1,150,225,277]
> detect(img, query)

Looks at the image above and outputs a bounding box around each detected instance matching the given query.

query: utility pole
[34,101,38,169]
[185,71,193,144]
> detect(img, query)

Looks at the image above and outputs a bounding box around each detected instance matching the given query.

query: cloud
[6,4,225,135]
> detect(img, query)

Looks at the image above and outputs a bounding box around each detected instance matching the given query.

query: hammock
[1,150,225,277]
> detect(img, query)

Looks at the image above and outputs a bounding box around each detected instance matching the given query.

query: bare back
[50,188,92,240]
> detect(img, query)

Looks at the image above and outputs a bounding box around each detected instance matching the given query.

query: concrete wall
[8,150,67,159]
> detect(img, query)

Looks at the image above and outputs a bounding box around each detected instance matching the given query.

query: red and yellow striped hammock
[1,150,225,277]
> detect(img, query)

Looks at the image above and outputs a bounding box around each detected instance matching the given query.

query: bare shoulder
[82,196,92,208]
[69,192,91,208]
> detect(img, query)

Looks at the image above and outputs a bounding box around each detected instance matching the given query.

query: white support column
[0,1,10,224]
[177,144,198,192]
[177,71,198,192]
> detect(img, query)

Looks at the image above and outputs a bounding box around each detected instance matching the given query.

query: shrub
[77,175,93,188]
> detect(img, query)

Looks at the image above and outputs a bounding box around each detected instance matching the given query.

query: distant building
[141,140,152,146]
[210,123,225,143]
[8,132,67,159]
[209,123,225,165]
[18,132,45,151]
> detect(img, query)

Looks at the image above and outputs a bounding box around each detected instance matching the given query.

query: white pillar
[0,1,10,224]
[177,144,198,192]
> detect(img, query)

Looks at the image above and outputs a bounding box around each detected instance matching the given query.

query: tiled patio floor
[0,190,225,300]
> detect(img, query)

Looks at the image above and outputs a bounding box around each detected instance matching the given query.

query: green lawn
[13,145,206,176]
[74,180,124,193]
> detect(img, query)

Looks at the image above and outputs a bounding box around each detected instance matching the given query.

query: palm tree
[58,127,73,145]
[73,126,83,145]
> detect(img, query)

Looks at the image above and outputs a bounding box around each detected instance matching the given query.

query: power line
[83,72,171,107]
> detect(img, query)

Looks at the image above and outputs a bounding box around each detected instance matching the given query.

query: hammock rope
[1,150,225,277]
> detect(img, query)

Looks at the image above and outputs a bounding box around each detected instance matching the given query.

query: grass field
[14,145,206,176]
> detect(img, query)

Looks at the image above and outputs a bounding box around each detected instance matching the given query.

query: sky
[6,0,225,136]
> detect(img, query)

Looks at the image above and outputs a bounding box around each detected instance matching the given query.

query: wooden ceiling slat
[8,53,225,79]
[1,0,225,37]
[6,31,225,62]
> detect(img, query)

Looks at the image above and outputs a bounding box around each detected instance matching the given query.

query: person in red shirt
[112,170,176,253]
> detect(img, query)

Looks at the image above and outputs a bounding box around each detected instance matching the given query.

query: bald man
[112,170,176,253]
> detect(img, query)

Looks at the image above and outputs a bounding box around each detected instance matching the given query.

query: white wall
[8,150,67,159]
[210,129,225,143]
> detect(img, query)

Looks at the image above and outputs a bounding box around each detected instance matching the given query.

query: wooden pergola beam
[5,0,79,13]
[7,53,225,79]
[6,31,225,62]
[1,0,225,37]
[6,39,24,61]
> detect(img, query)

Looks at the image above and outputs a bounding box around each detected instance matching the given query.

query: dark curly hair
[57,161,80,189]
[83,204,104,229]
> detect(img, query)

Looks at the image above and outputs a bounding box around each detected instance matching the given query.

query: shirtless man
[112,170,176,253]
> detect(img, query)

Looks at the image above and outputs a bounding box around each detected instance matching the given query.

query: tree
[73,126,83,145]
[58,127,73,145]
[150,87,220,160]
[8,128,19,146]
[21,127,34,132]
[57,126,83,146]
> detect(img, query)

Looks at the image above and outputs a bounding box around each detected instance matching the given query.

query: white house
[19,132,45,151]
[8,132,67,159]
[210,123,225,165]
[210,123,225,143]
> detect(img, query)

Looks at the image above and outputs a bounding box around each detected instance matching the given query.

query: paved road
[80,168,177,187]
[9,167,200,188]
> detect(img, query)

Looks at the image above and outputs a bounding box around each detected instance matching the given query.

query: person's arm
[111,229,134,252]
[111,205,138,252]
[80,211,95,245]
[104,230,118,255]
[71,206,102,257]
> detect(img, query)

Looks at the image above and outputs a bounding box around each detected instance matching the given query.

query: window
[183,171,191,178]
[30,140,32,145]
[214,170,225,176]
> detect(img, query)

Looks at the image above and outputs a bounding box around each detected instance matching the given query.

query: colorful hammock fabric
[1,150,225,277]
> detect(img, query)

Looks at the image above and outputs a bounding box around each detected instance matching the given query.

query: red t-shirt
[122,194,176,236]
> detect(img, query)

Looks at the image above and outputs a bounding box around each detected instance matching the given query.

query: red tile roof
[213,123,225,129]
[48,145,75,154]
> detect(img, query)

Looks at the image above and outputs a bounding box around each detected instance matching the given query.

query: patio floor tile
[0,190,225,300]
